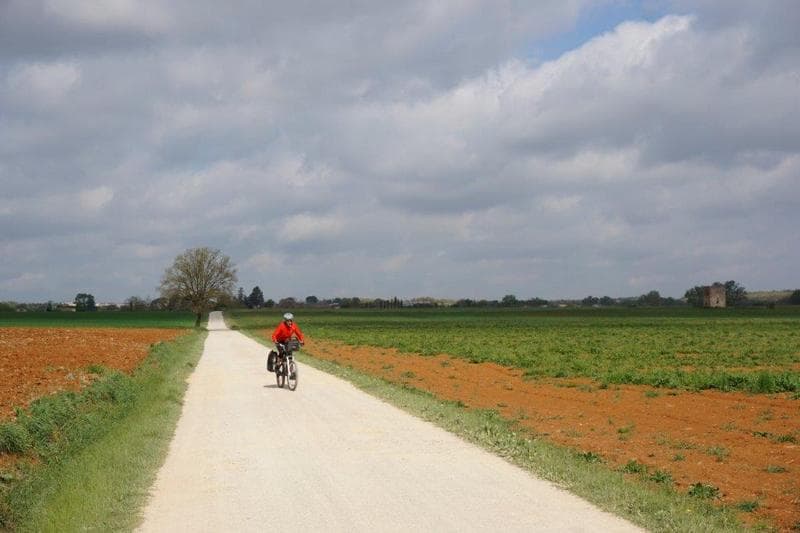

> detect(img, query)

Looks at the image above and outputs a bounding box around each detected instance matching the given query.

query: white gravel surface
[137,312,643,532]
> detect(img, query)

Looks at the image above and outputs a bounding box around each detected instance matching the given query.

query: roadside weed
[733,500,760,513]
[688,483,720,499]
[649,470,673,485]
[706,446,730,462]
[577,451,602,463]
[622,460,647,474]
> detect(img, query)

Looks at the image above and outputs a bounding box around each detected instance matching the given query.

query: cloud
[79,186,114,211]
[0,272,45,291]
[42,0,172,33]
[6,61,81,107]
[538,195,582,213]
[280,214,345,243]
[242,252,284,274]
[0,2,798,301]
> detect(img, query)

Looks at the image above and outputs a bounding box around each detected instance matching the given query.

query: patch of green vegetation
[228,307,800,393]
[688,483,720,499]
[649,470,673,485]
[617,424,635,438]
[733,500,760,513]
[757,409,774,422]
[0,310,197,328]
[706,446,730,462]
[622,460,647,474]
[576,451,602,463]
[0,330,206,531]
[764,465,787,473]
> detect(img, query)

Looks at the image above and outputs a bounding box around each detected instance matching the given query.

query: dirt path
[137,312,641,532]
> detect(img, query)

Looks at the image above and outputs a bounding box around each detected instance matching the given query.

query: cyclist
[272,312,305,346]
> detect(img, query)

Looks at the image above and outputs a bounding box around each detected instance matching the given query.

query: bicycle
[273,339,300,391]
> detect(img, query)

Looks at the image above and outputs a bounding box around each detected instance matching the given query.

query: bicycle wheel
[276,361,286,388]
[287,360,298,391]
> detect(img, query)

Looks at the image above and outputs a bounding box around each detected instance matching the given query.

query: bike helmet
[283,312,294,321]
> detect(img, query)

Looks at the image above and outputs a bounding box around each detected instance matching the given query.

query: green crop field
[229,307,800,393]
[0,311,197,328]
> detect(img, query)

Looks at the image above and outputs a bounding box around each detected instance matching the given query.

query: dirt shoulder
[303,338,800,531]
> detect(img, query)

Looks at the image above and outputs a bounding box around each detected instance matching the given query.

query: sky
[1,1,799,303]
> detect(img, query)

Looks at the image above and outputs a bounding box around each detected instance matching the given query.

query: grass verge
[289,348,746,532]
[0,328,207,532]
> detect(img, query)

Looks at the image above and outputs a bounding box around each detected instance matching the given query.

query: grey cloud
[669,0,800,66]
[0,1,168,60]
[1,2,798,302]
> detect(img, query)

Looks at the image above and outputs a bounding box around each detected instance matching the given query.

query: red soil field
[304,338,800,531]
[0,327,185,420]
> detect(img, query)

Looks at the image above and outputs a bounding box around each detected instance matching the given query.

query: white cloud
[280,214,345,243]
[380,254,412,273]
[0,187,114,217]
[114,243,167,260]
[79,186,114,211]
[539,195,582,213]
[242,252,284,274]
[7,61,81,107]
[43,0,171,32]
[0,272,45,290]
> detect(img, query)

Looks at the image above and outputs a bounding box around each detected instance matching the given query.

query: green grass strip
[0,329,207,532]
[294,352,749,532]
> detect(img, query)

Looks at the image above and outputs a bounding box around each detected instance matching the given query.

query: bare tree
[159,247,238,326]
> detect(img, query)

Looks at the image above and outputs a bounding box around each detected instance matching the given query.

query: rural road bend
[138,311,643,532]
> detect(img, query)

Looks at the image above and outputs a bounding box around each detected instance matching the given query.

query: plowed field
[304,338,800,531]
[0,327,185,419]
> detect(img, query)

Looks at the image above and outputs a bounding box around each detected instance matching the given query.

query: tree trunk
[195,312,202,327]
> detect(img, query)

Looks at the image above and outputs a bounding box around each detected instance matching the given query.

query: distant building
[703,285,726,308]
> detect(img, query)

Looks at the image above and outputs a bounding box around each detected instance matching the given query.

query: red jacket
[271,321,305,343]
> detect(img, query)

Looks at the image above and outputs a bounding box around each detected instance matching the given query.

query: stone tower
[703,285,726,308]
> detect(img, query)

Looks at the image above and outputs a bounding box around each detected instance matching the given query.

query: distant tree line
[234,287,406,309]
[579,292,682,307]
[6,279,800,313]
[452,295,549,308]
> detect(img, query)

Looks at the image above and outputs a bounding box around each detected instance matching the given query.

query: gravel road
[137,312,643,532]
